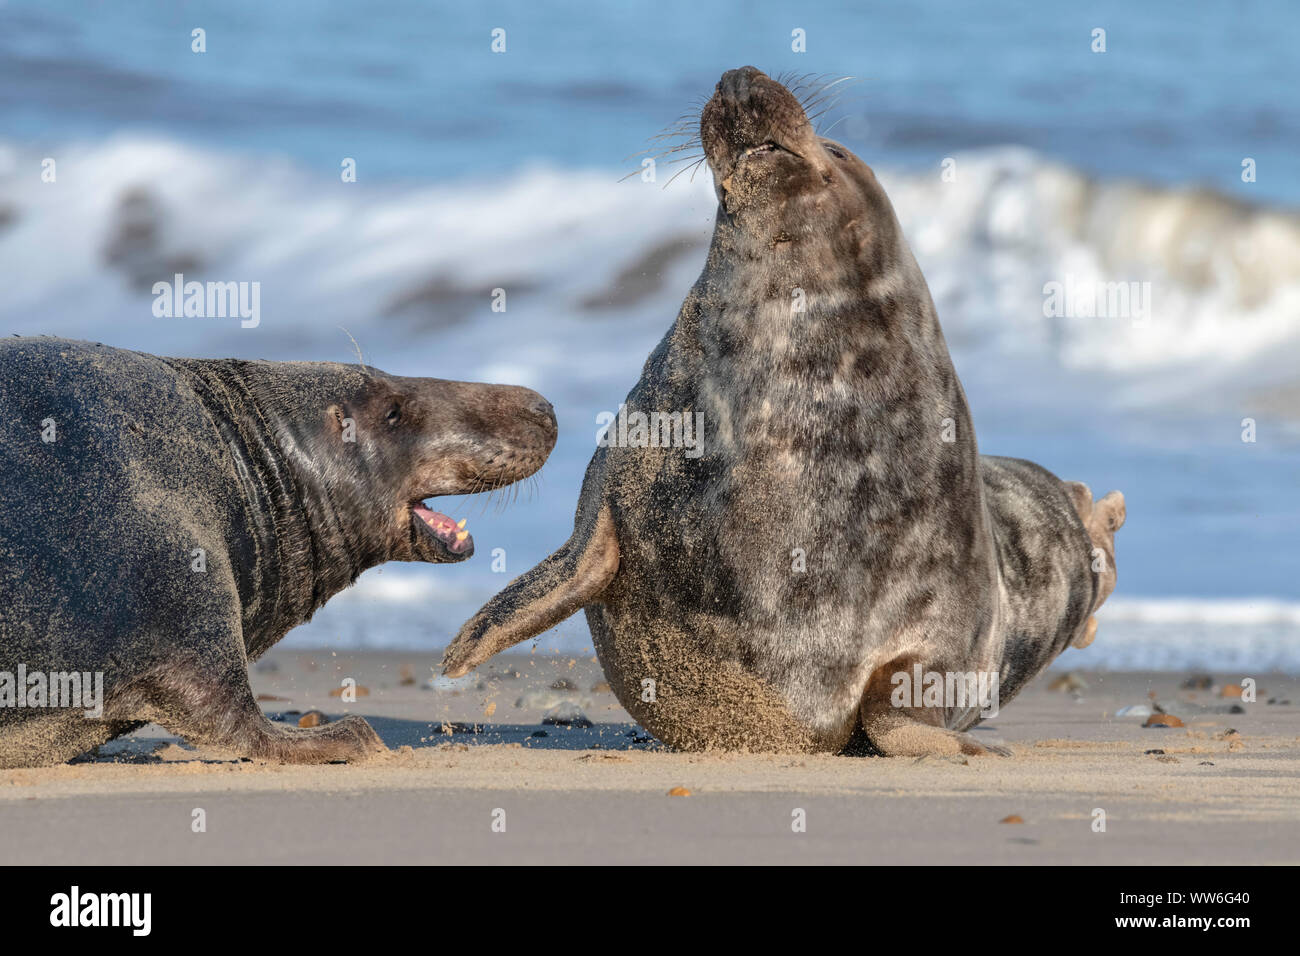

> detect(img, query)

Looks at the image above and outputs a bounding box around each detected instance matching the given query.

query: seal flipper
[857,657,1011,757]
[442,503,619,678]
[859,709,1012,757]
[123,630,386,763]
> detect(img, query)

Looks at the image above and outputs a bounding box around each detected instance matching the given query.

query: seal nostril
[529,398,557,430]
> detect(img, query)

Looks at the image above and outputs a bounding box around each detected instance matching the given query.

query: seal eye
[385,403,403,427]
[824,145,846,160]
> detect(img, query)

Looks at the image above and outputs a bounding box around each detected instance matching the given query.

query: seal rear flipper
[442,504,620,678]
[861,713,1012,758]
[857,658,1011,757]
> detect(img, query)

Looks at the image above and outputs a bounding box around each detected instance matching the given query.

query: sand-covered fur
[0,337,555,766]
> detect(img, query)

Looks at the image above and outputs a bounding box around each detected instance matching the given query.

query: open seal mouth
[412,502,473,561]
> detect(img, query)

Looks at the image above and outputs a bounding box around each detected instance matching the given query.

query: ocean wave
[1049,598,1300,672]
[1,136,1297,386]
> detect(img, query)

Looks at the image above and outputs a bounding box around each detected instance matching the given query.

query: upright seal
[0,337,555,766]
[443,67,1124,755]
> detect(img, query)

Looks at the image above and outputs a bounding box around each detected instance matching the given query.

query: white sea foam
[2,137,1297,389]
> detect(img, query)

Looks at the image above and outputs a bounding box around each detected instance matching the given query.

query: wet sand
[2,649,1297,864]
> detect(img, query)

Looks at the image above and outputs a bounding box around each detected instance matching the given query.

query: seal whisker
[620,151,707,184]
[622,136,699,163]
[817,114,853,138]
[337,326,368,374]
[796,74,859,113]
[663,156,708,188]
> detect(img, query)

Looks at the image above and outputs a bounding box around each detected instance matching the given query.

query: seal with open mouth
[442,67,1125,755]
[0,337,555,766]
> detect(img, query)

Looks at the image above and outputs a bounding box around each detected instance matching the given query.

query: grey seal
[0,337,555,766]
[442,67,1125,756]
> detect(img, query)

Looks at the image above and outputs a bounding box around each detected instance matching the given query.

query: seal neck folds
[169,358,380,649]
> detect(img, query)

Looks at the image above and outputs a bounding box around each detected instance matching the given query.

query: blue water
[0,0,1297,665]
[3,0,1296,200]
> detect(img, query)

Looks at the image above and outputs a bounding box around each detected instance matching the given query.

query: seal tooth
[457,519,467,529]
[455,530,469,542]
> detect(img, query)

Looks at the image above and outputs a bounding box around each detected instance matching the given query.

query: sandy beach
[2,648,1296,865]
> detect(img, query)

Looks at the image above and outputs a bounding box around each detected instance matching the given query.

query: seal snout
[700,66,828,213]
[702,66,807,161]
[367,376,558,565]
[522,392,557,439]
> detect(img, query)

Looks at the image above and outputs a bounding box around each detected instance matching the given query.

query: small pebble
[1116,705,1153,718]
[1144,713,1184,728]
[1048,673,1087,693]
[542,703,593,729]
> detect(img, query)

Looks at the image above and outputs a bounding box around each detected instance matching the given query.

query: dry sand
[2,648,1297,864]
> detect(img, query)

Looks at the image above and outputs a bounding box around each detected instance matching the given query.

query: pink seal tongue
[413,504,472,553]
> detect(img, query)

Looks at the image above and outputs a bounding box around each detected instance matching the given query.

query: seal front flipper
[129,618,388,764]
[441,503,619,678]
